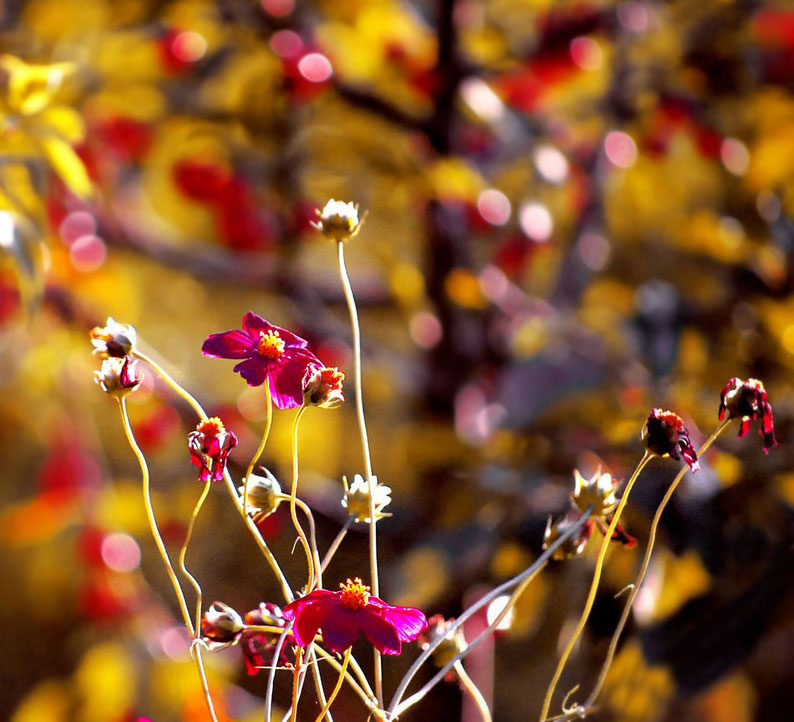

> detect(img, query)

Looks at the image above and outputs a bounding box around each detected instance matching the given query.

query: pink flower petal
[320,608,363,654]
[242,312,272,337]
[233,358,270,387]
[378,605,428,643]
[202,330,254,359]
[357,609,403,655]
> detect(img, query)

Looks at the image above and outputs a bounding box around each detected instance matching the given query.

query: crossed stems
[549,418,732,722]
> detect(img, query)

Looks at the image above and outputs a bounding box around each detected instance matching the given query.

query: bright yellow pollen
[257,330,285,359]
[339,577,370,610]
[196,417,225,435]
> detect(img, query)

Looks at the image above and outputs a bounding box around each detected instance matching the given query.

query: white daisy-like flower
[341,474,391,523]
[90,317,137,357]
[311,199,363,241]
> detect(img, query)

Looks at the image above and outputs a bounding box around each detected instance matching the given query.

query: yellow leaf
[38,136,92,198]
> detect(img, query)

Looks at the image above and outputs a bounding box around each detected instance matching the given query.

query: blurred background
[2,0,794,720]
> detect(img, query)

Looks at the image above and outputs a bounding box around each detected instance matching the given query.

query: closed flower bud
[239,467,282,520]
[311,199,363,242]
[341,474,392,523]
[303,365,345,408]
[94,356,142,398]
[570,468,617,518]
[90,318,137,358]
[201,602,244,649]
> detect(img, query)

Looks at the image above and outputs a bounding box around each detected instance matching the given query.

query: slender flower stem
[538,453,652,722]
[313,647,378,707]
[117,399,218,722]
[179,479,212,634]
[454,661,492,722]
[309,647,333,722]
[244,383,273,521]
[135,348,293,602]
[336,239,382,704]
[582,420,731,713]
[289,406,315,592]
[321,516,354,574]
[388,508,593,719]
[288,495,323,590]
[290,648,305,722]
[118,399,194,633]
[313,649,351,722]
[265,624,293,722]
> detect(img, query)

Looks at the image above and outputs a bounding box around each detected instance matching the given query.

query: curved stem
[289,406,315,592]
[290,648,305,722]
[321,516,354,574]
[135,347,293,603]
[290,495,323,590]
[118,399,194,634]
[388,508,593,719]
[265,624,293,722]
[313,649,350,722]
[337,240,382,704]
[309,647,333,722]
[454,660,492,722]
[244,383,273,519]
[313,647,379,709]
[583,420,731,711]
[118,399,218,722]
[538,453,652,722]
[179,479,212,634]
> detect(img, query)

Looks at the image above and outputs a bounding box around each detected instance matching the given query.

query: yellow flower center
[339,577,370,610]
[257,330,285,359]
[196,417,225,436]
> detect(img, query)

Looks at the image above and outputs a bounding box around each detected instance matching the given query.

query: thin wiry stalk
[179,479,212,634]
[243,381,273,531]
[289,406,315,592]
[321,516,354,574]
[313,649,350,722]
[454,660,491,722]
[538,453,652,722]
[336,239,382,704]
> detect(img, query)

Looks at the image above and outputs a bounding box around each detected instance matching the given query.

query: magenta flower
[201,312,321,409]
[641,408,700,472]
[188,417,238,482]
[282,578,428,656]
[719,377,777,453]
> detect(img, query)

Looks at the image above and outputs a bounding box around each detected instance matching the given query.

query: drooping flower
[543,512,594,560]
[90,318,137,358]
[239,467,282,520]
[241,603,296,674]
[201,602,244,650]
[94,356,142,398]
[341,474,392,523]
[201,312,321,409]
[311,199,363,242]
[282,577,428,655]
[719,377,776,453]
[303,365,345,408]
[418,614,466,676]
[188,417,238,482]
[641,408,700,472]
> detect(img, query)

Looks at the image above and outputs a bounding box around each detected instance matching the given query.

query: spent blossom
[188,417,238,482]
[202,312,320,409]
[241,603,295,674]
[719,377,776,453]
[311,199,363,241]
[641,408,700,472]
[94,356,142,398]
[570,468,618,518]
[239,467,282,520]
[342,474,392,523]
[418,614,466,675]
[201,602,244,650]
[90,318,137,358]
[282,577,428,655]
[303,365,345,408]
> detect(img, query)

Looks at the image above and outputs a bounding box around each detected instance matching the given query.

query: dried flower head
[641,408,700,472]
[241,603,296,674]
[239,467,282,520]
[311,199,363,242]
[341,474,392,523]
[418,614,466,672]
[201,602,244,650]
[94,356,142,398]
[719,377,777,453]
[303,365,345,408]
[543,513,593,560]
[282,577,428,655]
[90,318,137,358]
[570,468,618,518]
[188,417,238,482]
[202,312,321,409]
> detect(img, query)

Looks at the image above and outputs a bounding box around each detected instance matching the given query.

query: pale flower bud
[94,356,142,398]
[90,317,137,358]
[239,467,282,519]
[311,199,363,242]
[341,474,391,523]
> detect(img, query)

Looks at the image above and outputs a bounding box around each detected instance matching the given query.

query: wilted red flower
[303,365,345,408]
[188,417,238,482]
[641,408,700,472]
[201,602,244,649]
[282,577,428,655]
[241,603,295,675]
[202,312,321,409]
[719,377,777,453]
